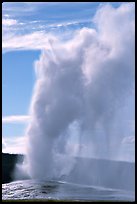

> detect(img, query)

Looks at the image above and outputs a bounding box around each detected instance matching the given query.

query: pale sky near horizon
[2,2,135,161]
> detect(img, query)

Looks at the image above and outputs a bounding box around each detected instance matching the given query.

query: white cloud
[2,10,91,53]
[2,18,17,26]
[2,19,91,53]
[50,20,90,28]
[2,115,30,124]
[2,31,58,52]
[3,14,10,18]
[2,138,6,149]
[2,136,27,154]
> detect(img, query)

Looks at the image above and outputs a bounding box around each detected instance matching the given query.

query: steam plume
[26,3,135,179]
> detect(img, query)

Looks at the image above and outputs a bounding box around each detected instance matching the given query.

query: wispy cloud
[2,115,30,124]
[2,17,93,53]
[2,136,27,154]
[2,2,93,53]
[2,2,37,14]
[2,18,17,26]
[2,31,58,53]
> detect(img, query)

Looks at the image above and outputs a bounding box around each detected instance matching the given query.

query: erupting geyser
[24,3,134,185]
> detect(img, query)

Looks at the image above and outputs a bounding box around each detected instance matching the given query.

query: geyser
[25,3,135,185]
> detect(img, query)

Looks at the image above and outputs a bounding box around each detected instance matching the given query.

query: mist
[23,3,134,184]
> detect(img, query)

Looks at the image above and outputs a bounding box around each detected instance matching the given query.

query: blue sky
[2,2,135,158]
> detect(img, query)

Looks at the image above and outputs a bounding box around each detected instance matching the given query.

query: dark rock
[2,153,24,184]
